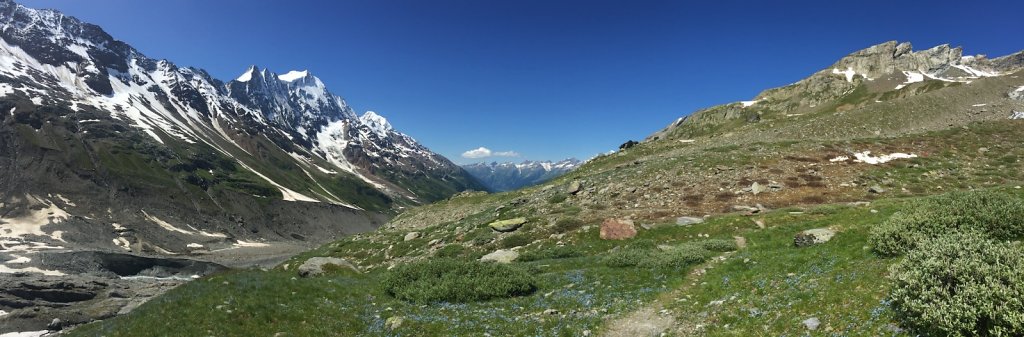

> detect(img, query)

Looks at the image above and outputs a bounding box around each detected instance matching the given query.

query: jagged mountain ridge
[0,0,482,256]
[461,159,581,192]
[649,41,1024,140]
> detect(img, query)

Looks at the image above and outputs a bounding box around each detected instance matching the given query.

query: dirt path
[599,236,746,337]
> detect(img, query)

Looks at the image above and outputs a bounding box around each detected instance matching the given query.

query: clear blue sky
[21,0,1024,164]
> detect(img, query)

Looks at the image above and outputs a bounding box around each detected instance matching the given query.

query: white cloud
[462,147,492,158]
[461,147,519,159]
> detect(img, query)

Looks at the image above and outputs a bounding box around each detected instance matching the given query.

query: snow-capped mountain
[0,0,482,255]
[649,41,1024,141]
[462,159,581,192]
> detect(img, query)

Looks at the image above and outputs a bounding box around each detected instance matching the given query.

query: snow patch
[0,264,65,276]
[895,71,924,90]
[850,151,917,164]
[142,210,194,235]
[277,70,308,82]
[236,66,256,82]
[0,195,70,249]
[0,331,50,337]
[186,243,203,248]
[951,64,998,77]
[0,83,13,96]
[234,240,269,248]
[235,161,321,202]
[112,237,131,251]
[832,67,856,82]
[740,99,761,108]
[1010,111,1024,120]
[829,156,849,162]
[972,103,987,107]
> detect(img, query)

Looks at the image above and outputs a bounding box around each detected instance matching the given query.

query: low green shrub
[518,245,584,262]
[652,244,715,269]
[603,246,651,267]
[499,234,533,249]
[889,233,1024,336]
[870,191,1024,256]
[603,242,715,269]
[434,244,467,258]
[553,218,585,233]
[695,239,738,252]
[547,193,568,204]
[382,259,537,303]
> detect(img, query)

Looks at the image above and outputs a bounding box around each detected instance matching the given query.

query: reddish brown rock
[600,219,637,240]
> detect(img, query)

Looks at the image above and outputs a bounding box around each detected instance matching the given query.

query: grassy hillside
[62,56,1024,337]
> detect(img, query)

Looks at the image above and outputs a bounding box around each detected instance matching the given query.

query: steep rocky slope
[0,0,483,259]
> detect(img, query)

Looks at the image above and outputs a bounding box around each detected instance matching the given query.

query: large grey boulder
[489,218,527,232]
[297,257,359,277]
[675,216,704,226]
[794,228,836,247]
[480,249,519,264]
[567,181,583,195]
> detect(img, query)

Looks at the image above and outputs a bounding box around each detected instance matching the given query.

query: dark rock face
[0,251,227,334]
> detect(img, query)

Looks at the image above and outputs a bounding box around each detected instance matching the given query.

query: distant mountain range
[462,159,581,192]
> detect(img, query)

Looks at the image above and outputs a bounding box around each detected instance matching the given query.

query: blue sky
[21,0,1024,164]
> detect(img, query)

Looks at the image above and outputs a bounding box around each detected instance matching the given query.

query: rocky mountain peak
[359,111,392,137]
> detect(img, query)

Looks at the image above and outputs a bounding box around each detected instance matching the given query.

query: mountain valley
[0,1,1023,336]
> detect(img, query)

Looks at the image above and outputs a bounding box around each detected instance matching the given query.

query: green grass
[665,199,906,336]
[67,185,1024,336]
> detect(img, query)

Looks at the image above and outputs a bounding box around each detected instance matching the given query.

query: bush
[603,242,715,269]
[553,218,584,233]
[518,245,584,262]
[434,244,467,258]
[382,259,537,303]
[695,239,738,252]
[499,234,533,249]
[888,233,1024,336]
[603,246,651,268]
[547,193,568,204]
[652,244,715,269]
[871,191,1024,256]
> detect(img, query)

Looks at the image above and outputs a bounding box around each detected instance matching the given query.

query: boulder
[794,228,836,247]
[403,232,421,241]
[1010,111,1024,119]
[868,185,885,194]
[489,218,527,232]
[675,216,704,226]
[751,182,766,195]
[600,219,637,240]
[567,181,583,195]
[619,140,639,150]
[297,257,359,277]
[803,317,821,330]
[480,249,519,264]
[385,316,405,330]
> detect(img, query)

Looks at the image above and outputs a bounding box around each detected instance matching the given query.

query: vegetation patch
[870,191,1024,256]
[603,240,731,269]
[518,245,584,262]
[381,259,537,303]
[888,232,1024,336]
